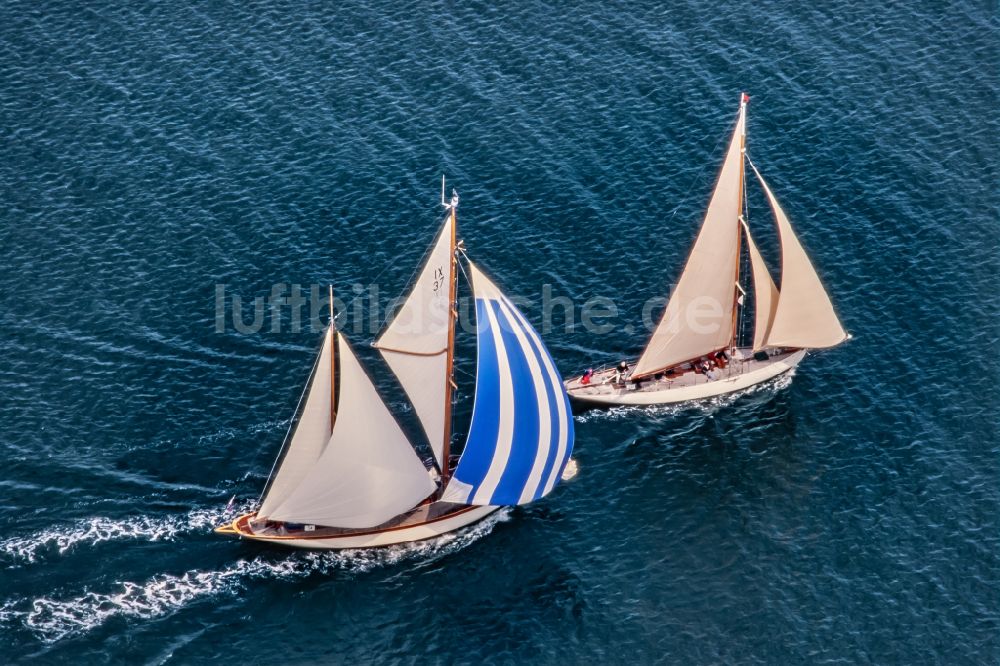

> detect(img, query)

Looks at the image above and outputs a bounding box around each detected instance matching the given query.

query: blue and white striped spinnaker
[441,263,574,506]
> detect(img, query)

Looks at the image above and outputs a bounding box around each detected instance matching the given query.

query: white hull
[565,349,806,407]
[216,503,499,550]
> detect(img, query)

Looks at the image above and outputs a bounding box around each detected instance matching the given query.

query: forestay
[266,334,436,528]
[442,263,574,506]
[751,165,848,349]
[742,221,779,351]
[632,101,747,377]
[373,210,454,468]
[258,327,334,518]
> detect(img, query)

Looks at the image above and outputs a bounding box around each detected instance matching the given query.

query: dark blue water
[1,1,997,663]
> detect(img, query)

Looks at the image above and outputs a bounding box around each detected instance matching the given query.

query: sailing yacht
[565,94,848,407]
[216,187,574,549]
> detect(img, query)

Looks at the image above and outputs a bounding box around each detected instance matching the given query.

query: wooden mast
[439,193,459,486]
[329,285,336,425]
[730,93,749,357]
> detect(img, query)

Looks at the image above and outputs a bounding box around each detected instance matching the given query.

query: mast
[440,187,459,486]
[730,92,749,355]
[329,285,336,424]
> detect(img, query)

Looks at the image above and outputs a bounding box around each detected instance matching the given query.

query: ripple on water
[0,0,997,663]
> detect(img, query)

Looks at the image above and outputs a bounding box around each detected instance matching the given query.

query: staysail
[265,334,436,528]
[632,99,748,377]
[742,221,779,351]
[441,263,574,506]
[258,327,334,518]
[750,165,848,349]
[373,210,455,468]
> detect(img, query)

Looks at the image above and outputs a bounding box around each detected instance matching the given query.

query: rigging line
[336,258,393,335]
[456,247,472,281]
[745,154,766,177]
[327,208,445,341]
[251,327,328,507]
[370,209,451,339]
[657,111,738,247]
[736,151,752,352]
[453,252,475,366]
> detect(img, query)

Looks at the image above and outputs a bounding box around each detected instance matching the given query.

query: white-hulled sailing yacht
[565,94,849,407]
[216,188,574,549]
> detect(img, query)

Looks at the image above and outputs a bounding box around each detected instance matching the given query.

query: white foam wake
[0,501,255,564]
[5,508,510,644]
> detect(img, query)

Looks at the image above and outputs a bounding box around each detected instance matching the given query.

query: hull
[215,502,499,550]
[565,349,806,407]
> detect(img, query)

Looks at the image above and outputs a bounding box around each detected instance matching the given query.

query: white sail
[258,327,333,518]
[751,166,848,349]
[632,100,747,377]
[266,334,436,528]
[373,210,454,467]
[742,221,779,351]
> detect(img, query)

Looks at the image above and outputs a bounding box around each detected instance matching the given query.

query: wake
[2,508,511,644]
[0,501,255,564]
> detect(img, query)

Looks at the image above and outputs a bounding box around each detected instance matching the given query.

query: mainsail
[442,263,574,506]
[742,221,779,351]
[750,165,848,349]
[264,334,436,528]
[373,209,455,468]
[258,327,334,518]
[632,100,748,377]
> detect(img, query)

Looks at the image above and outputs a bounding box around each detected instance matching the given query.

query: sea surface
[1,1,997,663]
